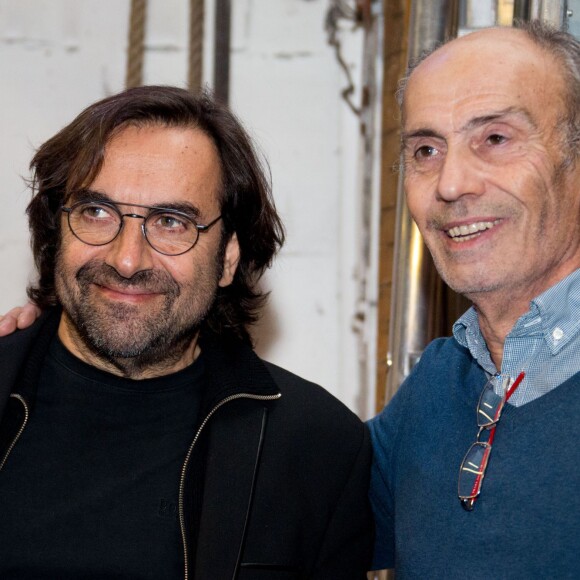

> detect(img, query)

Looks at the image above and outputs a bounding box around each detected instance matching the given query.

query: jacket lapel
[0,309,61,419]
[194,399,269,579]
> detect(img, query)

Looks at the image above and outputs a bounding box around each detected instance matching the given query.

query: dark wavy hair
[26,85,285,343]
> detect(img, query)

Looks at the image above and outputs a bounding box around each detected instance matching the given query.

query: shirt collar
[453,306,478,349]
[453,268,580,357]
[529,268,580,354]
[453,307,496,374]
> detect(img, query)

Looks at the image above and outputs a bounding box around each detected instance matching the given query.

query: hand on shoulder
[0,303,42,337]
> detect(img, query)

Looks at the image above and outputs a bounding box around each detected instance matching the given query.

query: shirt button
[552,327,564,341]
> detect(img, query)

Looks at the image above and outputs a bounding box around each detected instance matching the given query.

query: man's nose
[105,215,154,278]
[436,146,485,201]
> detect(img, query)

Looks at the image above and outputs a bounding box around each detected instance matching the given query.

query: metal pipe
[514,0,568,26]
[408,0,459,56]
[385,0,460,400]
[529,0,568,26]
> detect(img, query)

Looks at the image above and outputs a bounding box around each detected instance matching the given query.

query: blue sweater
[369,337,580,579]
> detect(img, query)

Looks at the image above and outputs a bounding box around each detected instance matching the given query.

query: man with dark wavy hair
[0,86,373,578]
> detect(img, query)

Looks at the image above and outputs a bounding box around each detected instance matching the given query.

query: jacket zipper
[0,394,29,472]
[179,392,281,580]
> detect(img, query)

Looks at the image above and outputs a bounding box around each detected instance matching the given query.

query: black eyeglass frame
[61,200,222,256]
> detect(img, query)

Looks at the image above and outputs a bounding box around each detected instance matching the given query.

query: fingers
[16,302,42,329]
[0,313,17,337]
[0,303,42,337]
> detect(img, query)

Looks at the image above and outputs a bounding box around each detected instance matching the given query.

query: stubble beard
[55,257,220,375]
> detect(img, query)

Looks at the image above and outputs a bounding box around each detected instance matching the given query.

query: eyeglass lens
[477,375,509,427]
[67,202,200,256]
[458,441,492,503]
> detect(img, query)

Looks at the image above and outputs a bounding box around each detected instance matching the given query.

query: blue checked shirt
[453,268,580,407]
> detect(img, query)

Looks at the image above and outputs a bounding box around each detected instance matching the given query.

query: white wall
[0,0,375,417]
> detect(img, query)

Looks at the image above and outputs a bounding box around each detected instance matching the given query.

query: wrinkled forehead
[402,28,568,131]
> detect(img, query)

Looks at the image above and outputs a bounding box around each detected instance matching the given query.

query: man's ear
[218,232,240,287]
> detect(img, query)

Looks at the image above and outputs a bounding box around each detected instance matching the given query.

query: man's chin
[71,307,201,369]
[84,315,174,352]
[86,339,152,360]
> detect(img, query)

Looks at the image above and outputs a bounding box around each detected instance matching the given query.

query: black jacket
[0,309,373,579]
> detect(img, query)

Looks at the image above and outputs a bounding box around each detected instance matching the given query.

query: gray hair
[515,19,580,164]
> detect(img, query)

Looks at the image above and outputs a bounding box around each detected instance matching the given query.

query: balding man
[369,21,580,578]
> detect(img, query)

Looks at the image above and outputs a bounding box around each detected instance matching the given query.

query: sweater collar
[197,328,280,412]
[2,307,280,413]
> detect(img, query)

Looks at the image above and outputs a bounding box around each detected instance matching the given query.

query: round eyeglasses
[61,200,222,256]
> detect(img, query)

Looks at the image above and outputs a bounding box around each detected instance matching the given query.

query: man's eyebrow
[152,202,202,218]
[69,188,202,218]
[460,107,538,132]
[401,128,443,145]
[69,188,111,203]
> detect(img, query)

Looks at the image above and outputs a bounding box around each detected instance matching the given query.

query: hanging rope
[126,0,148,89]
[213,0,231,103]
[188,0,205,91]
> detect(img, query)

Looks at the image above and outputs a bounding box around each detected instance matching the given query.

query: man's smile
[95,283,163,303]
[445,219,502,243]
